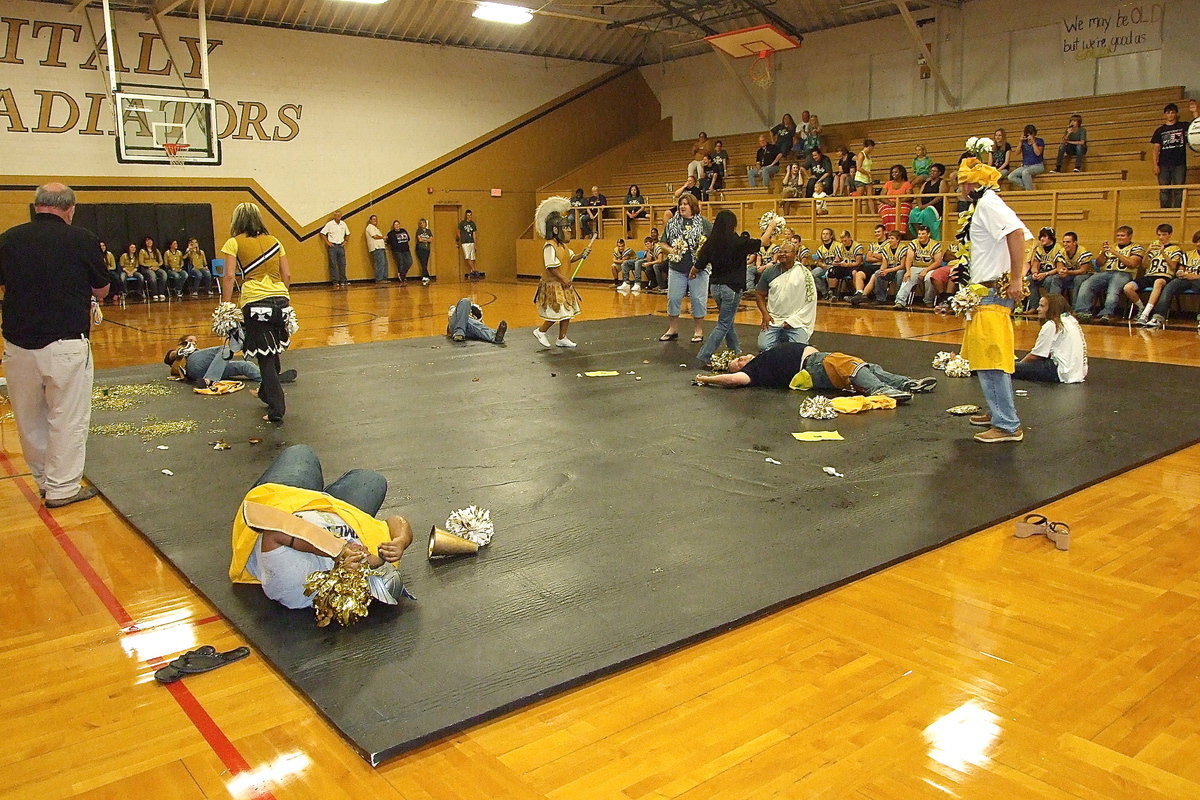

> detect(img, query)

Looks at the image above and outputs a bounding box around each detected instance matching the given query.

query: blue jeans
[667,269,709,318]
[327,244,347,283]
[254,444,386,512]
[448,298,497,342]
[166,269,187,295]
[187,340,262,384]
[186,267,213,294]
[619,259,639,281]
[975,293,1020,433]
[1159,163,1187,208]
[895,272,924,305]
[1042,274,1074,299]
[875,269,905,302]
[1074,271,1131,317]
[747,164,780,188]
[1153,277,1200,318]
[810,266,829,298]
[1008,162,1045,190]
[757,324,808,351]
[697,283,741,364]
[370,248,388,280]
[1014,358,1060,382]
[808,354,911,393]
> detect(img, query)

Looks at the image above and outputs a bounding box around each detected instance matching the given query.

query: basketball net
[749,49,774,89]
[163,142,191,167]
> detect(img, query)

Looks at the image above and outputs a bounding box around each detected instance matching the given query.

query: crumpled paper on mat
[792,431,844,442]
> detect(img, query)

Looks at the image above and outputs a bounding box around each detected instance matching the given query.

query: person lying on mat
[229,444,415,610]
[446,298,507,344]
[693,341,936,403]
[164,334,297,388]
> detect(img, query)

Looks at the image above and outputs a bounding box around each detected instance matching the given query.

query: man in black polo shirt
[0,183,110,507]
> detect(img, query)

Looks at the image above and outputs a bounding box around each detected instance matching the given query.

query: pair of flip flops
[1014,513,1070,551]
[154,645,250,684]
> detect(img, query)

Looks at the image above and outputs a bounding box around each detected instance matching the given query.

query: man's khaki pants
[3,338,93,501]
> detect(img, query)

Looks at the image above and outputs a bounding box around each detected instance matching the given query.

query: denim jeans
[875,269,904,302]
[187,340,262,385]
[448,298,497,342]
[1026,276,1047,310]
[1073,271,1131,317]
[392,250,413,279]
[370,248,388,280]
[805,353,909,393]
[1159,163,1187,208]
[895,272,924,305]
[757,324,809,351]
[253,444,386,515]
[327,243,347,283]
[415,246,431,277]
[1042,274,1074,299]
[697,283,741,364]
[140,267,165,295]
[975,293,1020,433]
[619,259,639,281]
[186,267,213,294]
[1152,277,1200,318]
[747,164,780,188]
[1014,358,1060,382]
[810,266,829,298]
[1055,143,1087,171]
[667,269,709,318]
[166,269,187,295]
[1008,162,1045,190]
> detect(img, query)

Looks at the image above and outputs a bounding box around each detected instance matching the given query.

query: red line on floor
[0,449,274,799]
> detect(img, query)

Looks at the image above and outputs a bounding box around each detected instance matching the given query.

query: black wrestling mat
[85,316,1200,764]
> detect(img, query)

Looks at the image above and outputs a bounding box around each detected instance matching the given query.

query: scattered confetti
[156,445,169,450]
[1014,389,1029,396]
[248,438,263,445]
[764,457,782,465]
[472,377,480,382]
[211,440,231,451]
[90,417,198,440]
[635,377,642,381]
[550,373,557,377]
[822,466,845,478]
[161,469,174,476]
[642,360,651,364]
[679,364,687,367]
[92,383,173,412]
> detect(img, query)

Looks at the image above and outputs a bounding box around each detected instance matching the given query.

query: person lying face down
[229,444,415,610]
[693,341,936,403]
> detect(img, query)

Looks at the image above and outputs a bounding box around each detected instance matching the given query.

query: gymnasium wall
[0,0,663,282]
[641,0,1197,139]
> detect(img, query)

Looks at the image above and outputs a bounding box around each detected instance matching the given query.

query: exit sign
[490,188,502,197]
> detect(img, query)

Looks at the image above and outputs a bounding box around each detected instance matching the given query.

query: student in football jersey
[1073,226,1145,322]
[1130,223,1183,327]
[1025,227,1066,314]
[811,227,839,300]
[859,229,912,307]
[896,224,943,307]
[1043,231,1093,299]
[827,229,865,301]
[1144,228,1200,329]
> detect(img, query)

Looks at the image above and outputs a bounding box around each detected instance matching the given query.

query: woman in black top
[623,184,646,235]
[908,163,946,238]
[414,219,433,285]
[386,220,412,284]
[835,146,856,196]
[771,114,797,161]
[695,210,780,366]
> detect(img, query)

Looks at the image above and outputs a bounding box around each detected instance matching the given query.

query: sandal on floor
[690,335,704,343]
[1047,521,1071,551]
[155,645,250,684]
[193,380,245,396]
[1013,513,1049,539]
[658,333,679,341]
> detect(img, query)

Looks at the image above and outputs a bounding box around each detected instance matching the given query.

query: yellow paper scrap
[583,371,621,377]
[792,431,845,442]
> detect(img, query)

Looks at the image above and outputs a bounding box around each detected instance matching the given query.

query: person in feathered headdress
[952,137,1034,443]
[532,196,590,348]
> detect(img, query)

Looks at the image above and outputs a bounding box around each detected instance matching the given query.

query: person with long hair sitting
[1014,294,1087,383]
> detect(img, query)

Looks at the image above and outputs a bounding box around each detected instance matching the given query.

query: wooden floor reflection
[3,279,1199,799]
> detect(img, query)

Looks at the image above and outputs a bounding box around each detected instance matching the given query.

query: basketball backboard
[114,89,221,166]
[705,24,802,58]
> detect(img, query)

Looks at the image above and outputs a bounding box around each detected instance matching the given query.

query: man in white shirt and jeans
[754,241,818,351]
[364,214,387,282]
[320,211,351,287]
[955,158,1033,443]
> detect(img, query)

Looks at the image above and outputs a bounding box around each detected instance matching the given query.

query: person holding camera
[1053,114,1088,173]
[1006,125,1045,191]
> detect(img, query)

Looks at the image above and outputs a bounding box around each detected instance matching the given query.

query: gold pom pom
[304,555,372,627]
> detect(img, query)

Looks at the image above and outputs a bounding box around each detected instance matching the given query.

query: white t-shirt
[763,264,818,335]
[968,190,1032,282]
[364,223,385,252]
[1030,315,1087,383]
[321,219,350,245]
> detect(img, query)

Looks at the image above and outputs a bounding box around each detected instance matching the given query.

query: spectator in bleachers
[1025,227,1065,314]
[898,224,943,307]
[163,239,188,298]
[585,186,606,237]
[658,194,712,343]
[927,243,958,309]
[859,229,912,307]
[699,155,721,200]
[805,147,834,199]
[780,163,802,199]
[802,115,822,157]
[1130,223,1183,327]
[1006,125,1046,191]
[1015,294,1088,383]
[570,188,586,236]
[811,227,839,299]
[908,162,946,239]
[119,243,145,297]
[879,165,913,234]
[612,238,638,293]
[748,134,783,188]
[185,238,213,297]
[1073,225,1144,322]
[834,146,855,197]
[648,226,660,244]
[688,132,712,181]
[99,241,121,303]
[771,114,797,162]
[673,176,704,208]
[1053,114,1088,173]
[638,236,666,292]
[137,236,167,301]
[793,110,814,159]
[991,128,1013,181]
[1151,100,1194,209]
[912,145,932,188]
[1144,228,1200,329]
[1044,231,1093,299]
[828,229,867,301]
[853,140,877,212]
[623,184,647,235]
[710,140,729,188]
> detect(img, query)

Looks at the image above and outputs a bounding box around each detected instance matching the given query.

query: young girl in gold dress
[532,197,591,348]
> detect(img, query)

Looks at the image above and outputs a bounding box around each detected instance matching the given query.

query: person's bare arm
[1005,230,1026,302]
[220,268,237,303]
[1153,143,1162,176]
[755,289,770,329]
[694,372,751,387]
[278,255,291,290]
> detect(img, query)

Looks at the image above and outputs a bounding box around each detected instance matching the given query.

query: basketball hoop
[163,142,191,167]
[749,49,774,89]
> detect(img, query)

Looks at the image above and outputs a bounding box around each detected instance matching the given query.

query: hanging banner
[1060,2,1164,60]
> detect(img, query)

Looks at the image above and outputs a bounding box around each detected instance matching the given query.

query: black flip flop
[658,333,679,341]
[155,645,251,684]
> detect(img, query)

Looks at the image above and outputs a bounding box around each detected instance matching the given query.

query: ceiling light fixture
[473,2,534,24]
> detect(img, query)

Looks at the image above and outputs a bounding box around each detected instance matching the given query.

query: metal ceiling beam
[892,0,957,107]
[738,0,803,42]
[655,0,719,36]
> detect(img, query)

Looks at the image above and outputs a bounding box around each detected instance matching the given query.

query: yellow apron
[961,303,1015,373]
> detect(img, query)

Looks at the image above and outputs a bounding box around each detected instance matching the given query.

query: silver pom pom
[445,505,494,547]
[211,302,243,337]
[945,356,972,377]
[949,285,984,318]
[283,306,299,336]
[932,351,955,370]
[759,211,786,233]
[798,396,838,420]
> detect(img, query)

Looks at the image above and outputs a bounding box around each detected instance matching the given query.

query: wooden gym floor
[2,279,1199,799]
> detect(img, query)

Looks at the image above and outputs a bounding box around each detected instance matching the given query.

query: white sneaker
[617,281,631,292]
[421,277,430,286]
[555,337,577,348]
[631,283,641,293]
[533,328,552,348]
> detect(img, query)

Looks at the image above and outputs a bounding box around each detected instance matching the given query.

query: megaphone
[427,526,479,559]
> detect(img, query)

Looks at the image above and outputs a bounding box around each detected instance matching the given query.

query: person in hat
[532,197,589,348]
[446,298,506,344]
[693,341,935,402]
[229,444,415,610]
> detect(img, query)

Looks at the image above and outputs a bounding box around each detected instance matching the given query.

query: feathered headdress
[535,196,572,239]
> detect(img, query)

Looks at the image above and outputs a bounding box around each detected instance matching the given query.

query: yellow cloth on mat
[792,431,845,441]
[583,371,620,377]
[830,395,897,414]
[960,303,1015,373]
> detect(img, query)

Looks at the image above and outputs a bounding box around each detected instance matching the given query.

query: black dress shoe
[494,321,507,345]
